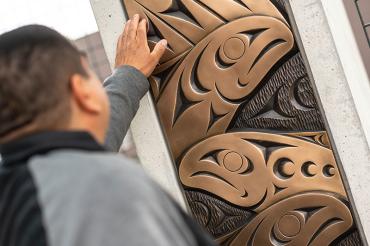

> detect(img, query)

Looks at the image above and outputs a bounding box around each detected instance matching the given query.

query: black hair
[0,25,87,139]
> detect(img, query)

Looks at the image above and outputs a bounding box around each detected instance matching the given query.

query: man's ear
[69,74,102,114]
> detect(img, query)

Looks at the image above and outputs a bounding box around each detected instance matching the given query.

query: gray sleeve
[104,65,149,152]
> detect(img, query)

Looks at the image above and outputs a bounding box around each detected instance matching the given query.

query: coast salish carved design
[122,0,359,245]
[123,0,294,158]
[223,193,353,246]
[179,132,346,211]
[155,16,294,158]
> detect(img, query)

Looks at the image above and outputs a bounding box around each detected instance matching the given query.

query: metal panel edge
[287,0,370,244]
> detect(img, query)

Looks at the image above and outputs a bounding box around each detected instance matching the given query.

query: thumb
[151,39,167,64]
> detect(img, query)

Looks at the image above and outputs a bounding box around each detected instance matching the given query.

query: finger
[137,19,148,44]
[121,20,131,48]
[122,18,128,32]
[128,14,140,42]
[122,20,131,40]
[151,39,167,64]
[116,21,129,53]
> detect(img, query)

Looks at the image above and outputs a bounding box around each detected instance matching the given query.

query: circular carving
[275,159,295,179]
[281,161,295,177]
[223,37,245,60]
[223,151,244,172]
[323,165,336,177]
[277,214,302,237]
[301,162,318,177]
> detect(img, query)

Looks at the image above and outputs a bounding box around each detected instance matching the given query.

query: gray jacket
[0,66,215,246]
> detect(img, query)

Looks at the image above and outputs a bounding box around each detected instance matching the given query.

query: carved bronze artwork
[122,0,360,245]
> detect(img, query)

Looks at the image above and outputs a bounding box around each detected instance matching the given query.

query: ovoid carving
[122,0,360,245]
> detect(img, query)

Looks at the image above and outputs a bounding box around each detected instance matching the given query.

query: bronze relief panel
[122,0,360,245]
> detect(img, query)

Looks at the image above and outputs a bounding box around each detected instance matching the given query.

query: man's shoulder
[31,150,143,174]
[29,150,156,200]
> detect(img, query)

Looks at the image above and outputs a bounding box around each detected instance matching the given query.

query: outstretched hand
[115,14,167,77]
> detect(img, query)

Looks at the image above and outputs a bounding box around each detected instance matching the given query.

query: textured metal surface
[122,0,360,245]
[233,53,325,131]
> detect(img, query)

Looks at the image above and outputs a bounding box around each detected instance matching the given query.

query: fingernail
[159,39,167,47]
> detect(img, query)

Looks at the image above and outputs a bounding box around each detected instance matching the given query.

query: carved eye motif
[217,150,252,174]
[218,34,249,65]
[274,212,304,240]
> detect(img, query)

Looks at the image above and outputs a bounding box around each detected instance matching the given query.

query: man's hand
[115,14,167,77]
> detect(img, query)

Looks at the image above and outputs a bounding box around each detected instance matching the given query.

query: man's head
[0,25,110,144]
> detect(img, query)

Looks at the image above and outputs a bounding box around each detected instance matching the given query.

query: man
[0,14,216,246]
